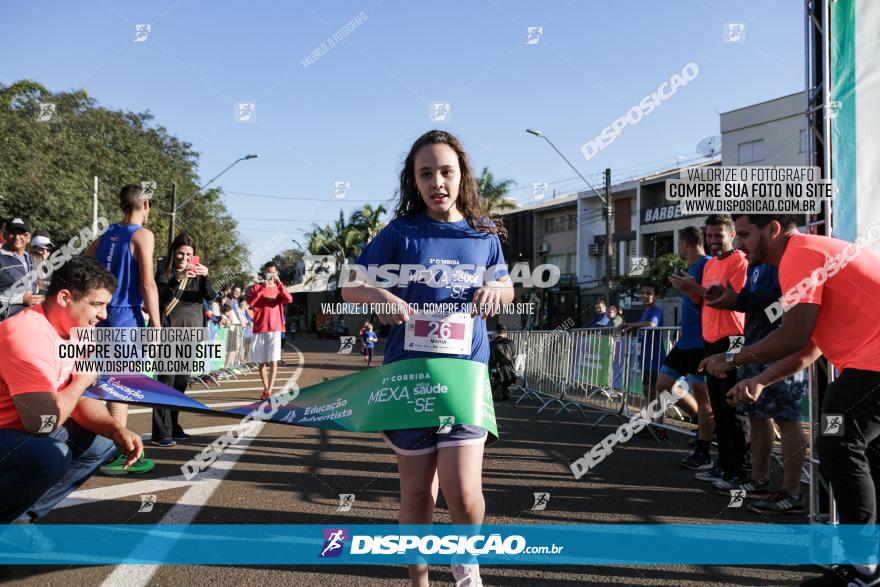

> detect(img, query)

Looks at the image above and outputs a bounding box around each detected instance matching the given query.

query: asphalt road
[3,334,819,586]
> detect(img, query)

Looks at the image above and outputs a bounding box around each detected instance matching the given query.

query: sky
[1,0,805,265]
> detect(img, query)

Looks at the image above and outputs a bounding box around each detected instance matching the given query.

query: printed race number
[405,312,473,355]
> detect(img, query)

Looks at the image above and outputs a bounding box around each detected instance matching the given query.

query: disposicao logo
[319,528,348,558]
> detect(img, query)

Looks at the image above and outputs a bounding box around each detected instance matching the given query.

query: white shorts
[250,331,281,363]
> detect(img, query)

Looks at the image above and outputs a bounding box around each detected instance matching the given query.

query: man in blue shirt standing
[665,227,713,468]
[619,283,664,405]
[587,299,611,327]
[85,184,160,475]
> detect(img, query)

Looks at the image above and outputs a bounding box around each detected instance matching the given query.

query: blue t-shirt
[362,330,378,348]
[638,304,664,372]
[587,313,610,327]
[678,255,711,349]
[355,212,508,365]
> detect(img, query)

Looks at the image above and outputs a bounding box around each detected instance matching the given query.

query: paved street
[4,334,816,586]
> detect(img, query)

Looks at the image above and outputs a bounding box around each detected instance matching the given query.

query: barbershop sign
[642,203,701,224]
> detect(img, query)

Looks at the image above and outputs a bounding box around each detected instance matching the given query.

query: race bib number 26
[404,312,473,355]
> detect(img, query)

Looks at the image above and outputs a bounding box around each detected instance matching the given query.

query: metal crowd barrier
[506,327,681,432]
[190,323,255,388]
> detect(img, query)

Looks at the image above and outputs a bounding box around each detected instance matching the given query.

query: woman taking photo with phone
[151,233,214,447]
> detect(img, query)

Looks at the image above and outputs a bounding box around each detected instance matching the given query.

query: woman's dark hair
[396,130,507,240]
[48,256,117,299]
[165,233,197,276]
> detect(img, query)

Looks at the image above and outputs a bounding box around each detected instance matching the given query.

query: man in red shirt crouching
[0,256,143,525]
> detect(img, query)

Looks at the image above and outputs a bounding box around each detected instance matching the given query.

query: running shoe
[800,564,880,586]
[679,449,713,470]
[452,564,483,587]
[150,438,176,447]
[713,476,770,496]
[694,466,725,483]
[100,452,156,476]
[750,490,806,515]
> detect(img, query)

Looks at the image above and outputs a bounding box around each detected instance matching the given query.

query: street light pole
[525,129,614,302]
[167,154,257,247]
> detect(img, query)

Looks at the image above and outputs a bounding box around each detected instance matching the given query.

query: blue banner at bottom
[0,524,877,565]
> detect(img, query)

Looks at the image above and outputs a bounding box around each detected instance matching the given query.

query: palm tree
[350,203,387,243]
[476,167,518,215]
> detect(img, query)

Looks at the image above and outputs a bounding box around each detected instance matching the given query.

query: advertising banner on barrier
[84,357,499,440]
[578,335,613,387]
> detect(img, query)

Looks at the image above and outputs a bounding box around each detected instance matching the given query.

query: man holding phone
[246,261,292,400]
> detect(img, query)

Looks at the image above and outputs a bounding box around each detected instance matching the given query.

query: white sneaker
[451,563,483,586]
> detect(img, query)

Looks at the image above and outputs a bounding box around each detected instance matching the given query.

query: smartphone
[191,255,200,266]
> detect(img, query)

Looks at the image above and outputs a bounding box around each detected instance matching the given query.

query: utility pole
[604,168,614,303]
[168,180,177,246]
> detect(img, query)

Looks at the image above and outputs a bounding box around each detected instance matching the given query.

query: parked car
[317,319,350,339]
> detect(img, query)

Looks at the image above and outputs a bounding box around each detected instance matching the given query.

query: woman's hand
[471,286,502,319]
[188,263,208,277]
[374,293,415,326]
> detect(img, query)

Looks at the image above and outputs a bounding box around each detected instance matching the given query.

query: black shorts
[660,345,707,384]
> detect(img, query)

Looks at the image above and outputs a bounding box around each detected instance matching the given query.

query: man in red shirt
[671,214,749,484]
[702,214,880,586]
[247,261,292,400]
[0,256,143,524]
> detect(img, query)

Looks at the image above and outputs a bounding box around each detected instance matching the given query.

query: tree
[0,79,250,283]
[476,167,517,215]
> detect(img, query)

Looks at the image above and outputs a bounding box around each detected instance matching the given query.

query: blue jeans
[0,419,115,523]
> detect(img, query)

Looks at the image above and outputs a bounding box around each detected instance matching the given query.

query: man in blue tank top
[85,184,161,475]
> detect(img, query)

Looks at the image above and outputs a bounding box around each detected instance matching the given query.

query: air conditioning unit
[538,243,550,253]
[587,243,602,256]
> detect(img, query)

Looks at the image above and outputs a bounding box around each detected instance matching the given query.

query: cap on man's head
[31,230,53,248]
[495,324,507,333]
[5,216,30,233]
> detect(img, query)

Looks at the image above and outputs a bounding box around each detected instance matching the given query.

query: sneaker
[800,564,880,586]
[679,449,712,470]
[694,466,725,483]
[750,490,806,515]
[172,430,191,441]
[100,453,156,476]
[150,438,176,447]
[451,564,483,587]
[713,476,770,496]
